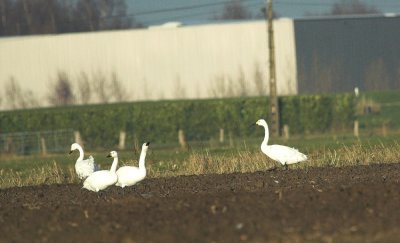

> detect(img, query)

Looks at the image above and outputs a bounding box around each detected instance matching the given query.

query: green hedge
[279,94,355,133]
[0,94,355,148]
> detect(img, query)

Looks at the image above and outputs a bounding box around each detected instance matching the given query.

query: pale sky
[127,0,400,26]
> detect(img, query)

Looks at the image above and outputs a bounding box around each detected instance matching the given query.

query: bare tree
[57,1,74,33]
[75,70,130,104]
[99,0,113,29]
[14,0,62,35]
[7,0,25,35]
[208,75,236,98]
[328,0,380,15]
[364,58,390,91]
[80,0,98,31]
[208,75,227,98]
[46,0,58,32]
[216,0,252,20]
[92,70,110,103]
[5,76,24,109]
[253,63,265,96]
[226,77,235,97]
[0,0,137,37]
[209,69,249,97]
[4,76,39,109]
[235,68,248,96]
[76,71,92,104]
[0,0,9,35]
[98,0,132,29]
[173,75,187,99]
[48,71,75,106]
[73,0,134,32]
[300,52,345,93]
[24,90,40,108]
[21,0,33,33]
[109,71,128,102]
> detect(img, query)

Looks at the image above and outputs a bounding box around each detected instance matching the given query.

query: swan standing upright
[69,143,98,179]
[83,151,119,192]
[116,142,150,188]
[256,119,307,169]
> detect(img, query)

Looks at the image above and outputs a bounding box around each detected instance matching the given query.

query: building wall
[294,15,400,93]
[0,19,297,109]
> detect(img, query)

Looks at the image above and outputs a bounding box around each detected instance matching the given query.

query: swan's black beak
[106,154,112,158]
[68,150,73,155]
[145,142,150,146]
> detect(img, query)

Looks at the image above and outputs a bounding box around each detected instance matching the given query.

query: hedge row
[0,94,355,148]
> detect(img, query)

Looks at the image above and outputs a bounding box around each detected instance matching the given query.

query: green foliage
[0,94,355,148]
[280,93,355,133]
[357,90,400,130]
[332,93,355,128]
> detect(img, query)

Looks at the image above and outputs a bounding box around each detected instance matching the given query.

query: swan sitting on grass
[255,119,307,169]
[69,143,98,179]
[83,151,119,192]
[116,142,150,188]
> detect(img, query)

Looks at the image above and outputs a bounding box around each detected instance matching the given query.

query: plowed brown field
[1,163,400,242]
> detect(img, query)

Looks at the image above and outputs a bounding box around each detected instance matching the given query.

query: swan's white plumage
[70,143,98,179]
[116,142,150,188]
[83,151,119,192]
[256,119,307,166]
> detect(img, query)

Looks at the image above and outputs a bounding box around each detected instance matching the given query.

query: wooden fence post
[283,125,290,141]
[219,128,224,143]
[382,123,387,137]
[228,131,234,147]
[178,129,187,149]
[74,131,83,145]
[119,130,126,150]
[354,120,359,138]
[40,136,47,156]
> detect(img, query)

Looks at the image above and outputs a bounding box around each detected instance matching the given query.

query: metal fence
[0,129,74,155]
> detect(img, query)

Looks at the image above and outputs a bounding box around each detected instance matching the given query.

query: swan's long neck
[77,146,84,161]
[138,150,147,171]
[110,157,119,173]
[262,123,270,146]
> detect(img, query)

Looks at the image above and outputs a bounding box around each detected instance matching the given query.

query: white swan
[116,142,150,188]
[69,143,98,179]
[83,151,119,192]
[256,119,307,169]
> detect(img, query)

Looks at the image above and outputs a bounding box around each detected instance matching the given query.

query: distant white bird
[69,143,98,179]
[116,142,150,188]
[83,151,119,192]
[354,87,359,97]
[256,119,307,169]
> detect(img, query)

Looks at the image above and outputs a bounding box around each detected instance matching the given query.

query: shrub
[0,94,355,149]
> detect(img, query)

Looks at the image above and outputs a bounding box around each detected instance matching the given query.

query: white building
[0,14,399,110]
[0,18,296,109]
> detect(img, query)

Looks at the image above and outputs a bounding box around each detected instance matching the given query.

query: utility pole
[266,0,280,137]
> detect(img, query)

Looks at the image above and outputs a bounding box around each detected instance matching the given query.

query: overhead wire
[130,0,261,17]
[146,1,266,24]
[1,0,399,34]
